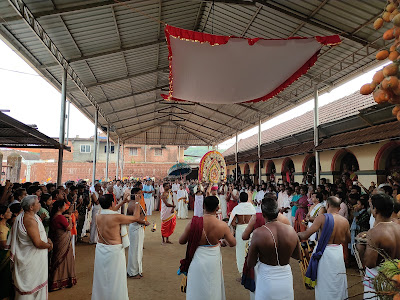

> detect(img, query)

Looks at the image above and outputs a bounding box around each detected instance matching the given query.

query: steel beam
[288,0,328,37]
[105,125,110,181]
[92,109,99,184]
[106,99,163,116]
[121,120,170,140]
[120,142,124,180]
[235,132,238,181]
[258,117,261,185]
[1,0,139,22]
[116,137,120,180]
[84,85,168,108]
[313,84,320,184]
[7,0,110,124]
[84,67,169,88]
[253,0,379,50]
[57,68,67,186]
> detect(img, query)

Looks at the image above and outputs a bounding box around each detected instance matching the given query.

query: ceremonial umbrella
[168,162,192,178]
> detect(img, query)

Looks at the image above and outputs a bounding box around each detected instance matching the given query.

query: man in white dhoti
[304,192,323,241]
[277,184,288,215]
[91,194,140,300]
[127,188,150,279]
[254,184,266,213]
[143,180,154,216]
[8,195,53,300]
[218,183,228,219]
[281,187,293,225]
[89,183,101,244]
[247,195,300,300]
[356,193,400,300]
[177,185,189,219]
[179,196,236,300]
[228,192,256,276]
[298,196,350,300]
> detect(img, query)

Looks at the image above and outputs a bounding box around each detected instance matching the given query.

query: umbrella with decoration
[168,162,192,178]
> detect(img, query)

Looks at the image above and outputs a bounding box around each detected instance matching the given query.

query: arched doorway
[331,149,359,183]
[281,158,295,183]
[266,160,276,183]
[302,154,321,184]
[374,141,400,184]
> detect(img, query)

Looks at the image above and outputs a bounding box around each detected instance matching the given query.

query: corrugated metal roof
[0,0,391,146]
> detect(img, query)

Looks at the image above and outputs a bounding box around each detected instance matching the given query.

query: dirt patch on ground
[50,211,363,300]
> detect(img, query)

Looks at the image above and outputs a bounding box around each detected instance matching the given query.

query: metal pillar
[66,101,70,144]
[258,118,262,185]
[313,84,320,185]
[235,133,238,181]
[120,142,124,179]
[57,69,67,186]
[105,125,110,182]
[92,110,98,185]
[116,137,120,180]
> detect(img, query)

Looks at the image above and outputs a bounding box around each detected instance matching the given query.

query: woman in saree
[48,200,77,291]
[294,186,309,233]
[0,205,13,300]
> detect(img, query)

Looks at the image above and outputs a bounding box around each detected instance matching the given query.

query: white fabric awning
[162,25,341,104]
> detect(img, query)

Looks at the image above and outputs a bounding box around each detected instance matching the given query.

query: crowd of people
[0,171,399,300]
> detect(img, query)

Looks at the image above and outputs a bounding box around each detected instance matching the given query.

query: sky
[0,39,387,149]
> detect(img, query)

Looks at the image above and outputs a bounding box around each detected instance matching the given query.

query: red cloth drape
[161,215,176,238]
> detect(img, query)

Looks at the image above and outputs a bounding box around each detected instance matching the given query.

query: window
[129,147,138,156]
[80,144,91,153]
[104,145,115,154]
[154,148,163,156]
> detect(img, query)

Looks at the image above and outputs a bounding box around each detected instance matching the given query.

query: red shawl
[179,216,203,274]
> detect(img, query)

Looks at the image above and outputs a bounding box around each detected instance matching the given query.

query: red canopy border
[162,25,341,104]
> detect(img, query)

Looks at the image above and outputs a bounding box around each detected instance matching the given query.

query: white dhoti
[15,287,47,300]
[315,244,348,300]
[194,195,204,217]
[177,198,188,219]
[127,222,144,276]
[235,224,248,274]
[145,197,152,216]
[255,263,293,300]
[363,267,378,299]
[187,245,225,300]
[92,243,128,300]
[89,204,100,244]
[219,195,227,219]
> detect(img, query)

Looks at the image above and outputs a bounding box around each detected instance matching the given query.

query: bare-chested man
[356,193,400,299]
[179,196,236,300]
[298,196,350,300]
[91,194,140,300]
[247,195,300,300]
[228,192,255,277]
[127,187,150,279]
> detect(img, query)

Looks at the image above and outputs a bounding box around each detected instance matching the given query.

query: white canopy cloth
[162,25,340,104]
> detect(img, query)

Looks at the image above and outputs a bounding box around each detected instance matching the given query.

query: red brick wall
[39,142,74,161]
[26,162,172,183]
[123,145,184,163]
